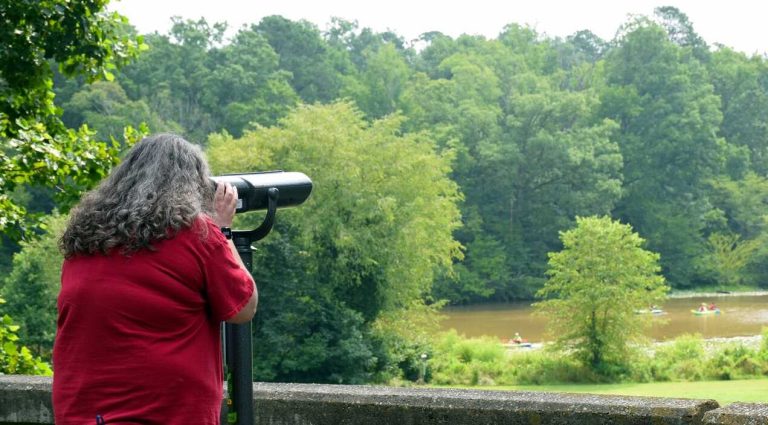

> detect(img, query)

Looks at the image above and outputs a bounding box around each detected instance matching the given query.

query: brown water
[439,294,768,343]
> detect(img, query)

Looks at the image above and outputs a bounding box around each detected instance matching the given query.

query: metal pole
[223,234,254,425]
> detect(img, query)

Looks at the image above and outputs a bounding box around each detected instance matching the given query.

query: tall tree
[709,48,768,175]
[207,102,462,383]
[535,216,667,376]
[62,81,179,140]
[116,19,223,141]
[207,27,298,135]
[0,214,66,357]
[653,6,709,62]
[706,173,768,286]
[404,30,623,302]
[601,21,726,287]
[341,43,412,119]
[0,0,144,237]
[256,15,348,103]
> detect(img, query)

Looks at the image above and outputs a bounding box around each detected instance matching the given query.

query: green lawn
[447,378,768,405]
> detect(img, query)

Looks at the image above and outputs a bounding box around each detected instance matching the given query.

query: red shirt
[53,216,254,425]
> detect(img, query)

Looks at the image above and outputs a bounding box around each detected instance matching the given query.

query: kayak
[691,309,721,316]
[635,309,665,315]
[505,341,533,348]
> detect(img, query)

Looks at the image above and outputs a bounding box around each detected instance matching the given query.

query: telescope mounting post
[223,187,279,425]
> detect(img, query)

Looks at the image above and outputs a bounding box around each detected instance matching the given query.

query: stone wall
[1,375,765,424]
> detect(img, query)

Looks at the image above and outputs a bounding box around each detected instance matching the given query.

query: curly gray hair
[60,133,215,257]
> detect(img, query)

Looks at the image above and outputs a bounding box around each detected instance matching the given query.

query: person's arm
[212,181,258,324]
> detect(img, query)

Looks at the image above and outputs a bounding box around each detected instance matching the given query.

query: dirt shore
[669,290,768,298]
[505,335,764,353]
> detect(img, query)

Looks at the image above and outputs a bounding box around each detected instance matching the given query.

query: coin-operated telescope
[210,171,313,240]
[210,171,313,425]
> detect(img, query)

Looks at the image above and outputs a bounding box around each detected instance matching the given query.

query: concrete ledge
[703,402,768,424]
[0,375,53,424]
[1,375,761,424]
[252,382,718,424]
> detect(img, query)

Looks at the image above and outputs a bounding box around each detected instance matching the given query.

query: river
[439,293,768,343]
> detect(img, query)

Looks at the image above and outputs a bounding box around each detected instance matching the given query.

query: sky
[110,0,768,55]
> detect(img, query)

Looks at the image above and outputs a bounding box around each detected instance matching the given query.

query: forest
[2,2,768,383]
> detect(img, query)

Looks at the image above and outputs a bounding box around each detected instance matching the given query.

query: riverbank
[651,334,764,354]
[669,289,768,298]
[504,334,764,353]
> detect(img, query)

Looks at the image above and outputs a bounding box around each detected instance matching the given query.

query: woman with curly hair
[53,133,257,424]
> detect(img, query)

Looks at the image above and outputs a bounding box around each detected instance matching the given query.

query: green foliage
[0,214,67,357]
[116,18,298,141]
[403,30,623,302]
[255,15,349,104]
[706,174,768,286]
[341,43,412,119]
[536,216,668,376]
[758,328,768,370]
[426,331,768,387]
[62,81,180,140]
[14,8,766,304]
[4,5,768,386]
[601,19,727,288]
[0,298,52,376]
[709,48,768,175]
[0,0,145,238]
[633,333,768,383]
[650,334,707,381]
[425,331,597,386]
[707,344,761,380]
[705,233,760,287]
[427,331,508,386]
[207,102,462,383]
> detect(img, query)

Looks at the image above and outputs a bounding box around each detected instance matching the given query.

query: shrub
[428,330,509,385]
[508,350,595,384]
[651,334,706,381]
[0,214,66,358]
[0,298,52,375]
[707,344,760,380]
[758,327,768,372]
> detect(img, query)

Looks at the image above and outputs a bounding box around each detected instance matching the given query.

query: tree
[0,0,145,238]
[404,31,623,302]
[116,20,220,141]
[0,297,52,375]
[653,6,709,62]
[535,216,667,376]
[706,173,768,286]
[116,18,298,140]
[708,48,768,175]
[0,214,67,357]
[207,102,462,383]
[705,232,760,287]
[341,43,412,119]
[62,81,180,140]
[256,15,348,103]
[601,21,726,287]
[207,27,299,135]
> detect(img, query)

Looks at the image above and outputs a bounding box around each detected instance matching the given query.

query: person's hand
[213,182,238,228]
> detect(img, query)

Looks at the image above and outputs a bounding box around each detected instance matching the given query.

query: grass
[453,378,768,405]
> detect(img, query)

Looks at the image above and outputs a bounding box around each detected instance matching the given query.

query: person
[52,134,257,425]
[512,332,524,344]
[698,303,707,312]
[708,302,717,311]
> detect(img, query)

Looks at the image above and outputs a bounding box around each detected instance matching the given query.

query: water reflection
[439,294,768,342]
